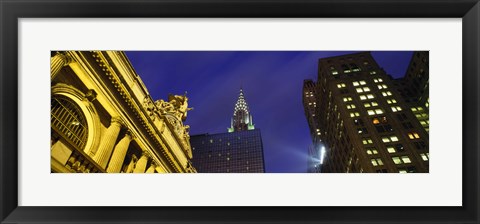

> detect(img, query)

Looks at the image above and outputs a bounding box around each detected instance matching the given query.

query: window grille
[51,96,88,150]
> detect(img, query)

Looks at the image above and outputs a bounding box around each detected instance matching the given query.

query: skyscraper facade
[304,52,429,173]
[393,51,430,134]
[190,89,265,173]
[303,80,324,172]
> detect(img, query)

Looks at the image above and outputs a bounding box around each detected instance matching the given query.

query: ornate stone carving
[143,96,158,121]
[154,93,193,122]
[144,93,194,157]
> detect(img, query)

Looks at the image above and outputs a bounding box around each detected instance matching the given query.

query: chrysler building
[228,88,255,132]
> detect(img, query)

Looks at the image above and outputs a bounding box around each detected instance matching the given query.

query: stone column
[133,152,149,173]
[106,131,133,173]
[146,162,156,173]
[51,52,71,80]
[93,117,123,169]
[125,155,137,173]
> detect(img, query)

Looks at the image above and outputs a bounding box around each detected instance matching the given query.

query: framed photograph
[1,0,479,223]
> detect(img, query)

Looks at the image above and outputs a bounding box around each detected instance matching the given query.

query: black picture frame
[1,0,479,223]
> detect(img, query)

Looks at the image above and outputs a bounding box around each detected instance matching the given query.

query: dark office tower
[303,80,321,142]
[228,88,255,132]
[190,130,265,173]
[303,80,324,172]
[190,88,265,173]
[392,51,429,133]
[306,52,429,173]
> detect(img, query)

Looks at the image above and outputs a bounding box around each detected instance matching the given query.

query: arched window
[51,95,88,150]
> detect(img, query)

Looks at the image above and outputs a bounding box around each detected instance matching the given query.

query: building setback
[304,52,429,173]
[190,89,265,173]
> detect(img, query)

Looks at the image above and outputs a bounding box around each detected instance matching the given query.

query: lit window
[331,70,338,75]
[392,157,402,164]
[387,99,397,104]
[337,83,346,88]
[372,118,380,125]
[366,148,378,155]
[398,169,408,173]
[377,84,388,89]
[343,97,353,102]
[371,158,383,166]
[362,138,373,145]
[51,96,88,150]
[391,106,402,112]
[367,94,375,99]
[353,81,359,86]
[355,87,370,93]
[359,80,367,85]
[420,153,429,161]
[350,112,360,117]
[370,71,377,75]
[382,91,392,97]
[364,101,378,108]
[367,109,384,116]
[382,135,399,143]
[387,146,396,153]
[346,104,356,109]
[373,78,383,83]
[407,132,421,139]
[360,95,367,100]
[401,156,412,164]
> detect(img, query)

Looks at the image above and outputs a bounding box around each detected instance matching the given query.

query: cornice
[90,51,190,173]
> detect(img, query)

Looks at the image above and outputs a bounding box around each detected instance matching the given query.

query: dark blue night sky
[125,51,413,173]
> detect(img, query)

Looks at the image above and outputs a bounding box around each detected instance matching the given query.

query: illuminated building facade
[190,89,265,173]
[303,80,324,172]
[51,51,196,173]
[228,88,255,132]
[304,52,429,173]
[393,51,430,133]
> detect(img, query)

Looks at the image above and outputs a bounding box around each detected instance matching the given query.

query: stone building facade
[50,51,196,173]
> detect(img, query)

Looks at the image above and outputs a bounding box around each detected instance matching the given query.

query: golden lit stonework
[50,51,196,173]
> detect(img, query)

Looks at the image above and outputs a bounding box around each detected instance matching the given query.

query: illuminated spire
[228,88,255,132]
